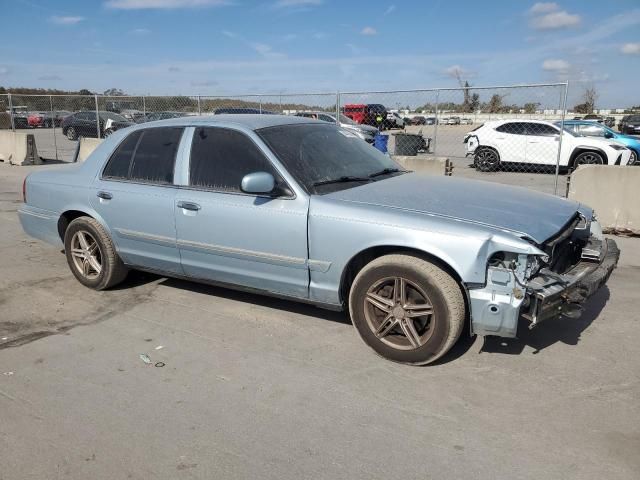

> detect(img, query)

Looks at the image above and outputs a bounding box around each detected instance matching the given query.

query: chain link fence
[1,83,573,195]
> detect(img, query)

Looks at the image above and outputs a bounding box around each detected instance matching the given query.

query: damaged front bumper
[469,236,620,338]
[523,238,619,325]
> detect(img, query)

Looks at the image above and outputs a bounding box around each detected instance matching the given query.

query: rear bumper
[18,206,63,247]
[523,238,619,324]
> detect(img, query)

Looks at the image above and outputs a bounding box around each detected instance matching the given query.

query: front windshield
[257,123,405,194]
[339,114,357,125]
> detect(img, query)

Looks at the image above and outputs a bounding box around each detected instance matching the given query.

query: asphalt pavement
[1,162,639,480]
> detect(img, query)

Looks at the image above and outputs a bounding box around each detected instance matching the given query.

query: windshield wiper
[312,176,372,187]
[368,167,402,178]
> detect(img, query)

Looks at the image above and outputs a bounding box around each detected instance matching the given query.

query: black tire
[66,126,78,140]
[348,254,465,365]
[629,150,638,166]
[573,151,604,168]
[103,128,114,137]
[64,216,128,290]
[475,147,500,172]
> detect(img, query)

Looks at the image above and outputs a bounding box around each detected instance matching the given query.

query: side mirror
[604,131,614,139]
[241,171,276,195]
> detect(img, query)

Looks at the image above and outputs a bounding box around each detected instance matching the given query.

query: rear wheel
[573,151,604,168]
[475,147,500,172]
[348,254,465,365]
[64,217,128,290]
[66,126,78,140]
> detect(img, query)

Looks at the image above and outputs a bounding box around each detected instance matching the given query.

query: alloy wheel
[70,230,102,280]
[476,149,499,170]
[575,153,603,166]
[363,276,435,351]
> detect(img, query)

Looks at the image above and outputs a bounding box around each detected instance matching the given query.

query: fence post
[433,90,439,154]
[8,93,15,131]
[553,82,569,196]
[94,94,101,139]
[142,96,146,119]
[259,97,262,114]
[335,91,341,125]
[197,96,201,115]
[50,95,59,161]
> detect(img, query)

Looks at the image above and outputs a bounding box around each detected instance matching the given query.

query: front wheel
[475,147,500,172]
[64,216,128,290]
[348,254,465,365]
[629,150,638,166]
[573,151,604,168]
[103,128,114,137]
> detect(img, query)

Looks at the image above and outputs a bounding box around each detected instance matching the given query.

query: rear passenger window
[190,127,277,192]
[103,131,142,179]
[102,128,183,184]
[495,122,526,135]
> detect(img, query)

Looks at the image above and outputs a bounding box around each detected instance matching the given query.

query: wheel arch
[570,145,607,168]
[57,207,114,245]
[338,245,466,306]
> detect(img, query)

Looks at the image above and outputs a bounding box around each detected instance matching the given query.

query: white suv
[464,120,632,171]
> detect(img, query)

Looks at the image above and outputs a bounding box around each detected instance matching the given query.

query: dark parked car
[411,116,426,125]
[604,116,616,128]
[582,114,604,123]
[137,111,186,123]
[214,108,275,115]
[62,111,133,140]
[618,115,640,135]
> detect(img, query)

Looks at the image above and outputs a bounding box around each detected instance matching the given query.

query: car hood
[324,173,582,244]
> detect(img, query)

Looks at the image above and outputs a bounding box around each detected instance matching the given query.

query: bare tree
[583,86,598,113]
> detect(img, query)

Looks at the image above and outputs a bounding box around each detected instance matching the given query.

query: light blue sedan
[556,120,640,165]
[19,115,619,364]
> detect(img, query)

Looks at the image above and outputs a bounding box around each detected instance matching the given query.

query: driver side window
[189,127,280,193]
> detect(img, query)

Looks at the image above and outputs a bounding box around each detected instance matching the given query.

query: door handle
[177,201,201,211]
[97,191,112,200]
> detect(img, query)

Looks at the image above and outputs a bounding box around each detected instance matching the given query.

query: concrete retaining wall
[391,156,452,176]
[75,137,103,163]
[568,165,640,235]
[0,131,41,166]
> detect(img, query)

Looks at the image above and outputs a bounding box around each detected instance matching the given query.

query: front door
[524,122,561,166]
[90,127,185,274]
[493,122,527,164]
[174,127,309,298]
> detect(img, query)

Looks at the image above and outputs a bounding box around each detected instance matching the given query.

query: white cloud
[361,26,377,36]
[49,15,85,25]
[0,66,9,75]
[621,42,640,54]
[131,28,151,35]
[542,59,570,72]
[531,10,581,29]
[384,4,396,15]
[273,0,322,8]
[105,0,229,9]
[222,30,237,38]
[529,2,558,14]
[444,65,464,77]
[251,43,286,59]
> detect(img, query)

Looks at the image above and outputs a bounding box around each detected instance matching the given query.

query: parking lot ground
[1,163,639,480]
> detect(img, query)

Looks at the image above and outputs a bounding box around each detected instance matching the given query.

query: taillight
[22,176,27,203]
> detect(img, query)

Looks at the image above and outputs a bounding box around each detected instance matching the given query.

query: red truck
[342,103,390,129]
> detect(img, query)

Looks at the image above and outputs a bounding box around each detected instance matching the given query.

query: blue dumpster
[373,133,389,153]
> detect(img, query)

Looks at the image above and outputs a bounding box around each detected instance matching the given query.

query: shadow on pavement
[144,273,352,326]
[480,286,610,355]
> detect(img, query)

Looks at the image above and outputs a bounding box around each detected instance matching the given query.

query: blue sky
[1,0,639,107]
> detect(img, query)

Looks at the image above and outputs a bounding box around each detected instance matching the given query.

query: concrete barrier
[0,131,41,166]
[568,165,640,235]
[75,137,103,163]
[392,156,453,176]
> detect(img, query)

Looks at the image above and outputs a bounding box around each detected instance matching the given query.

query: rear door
[90,127,185,274]
[524,123,561,166]
[493,122,527,163]
[174,126,309,298]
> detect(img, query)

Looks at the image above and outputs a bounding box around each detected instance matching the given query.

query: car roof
[127,114,321,131]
